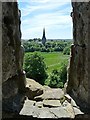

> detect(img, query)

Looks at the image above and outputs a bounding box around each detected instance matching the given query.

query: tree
[46,61,68,88]
[24,52,48,84]
[63,46,70,55]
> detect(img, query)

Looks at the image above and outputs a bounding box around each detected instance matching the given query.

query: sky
[18,0,73,39]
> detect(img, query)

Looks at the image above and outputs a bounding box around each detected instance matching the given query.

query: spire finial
[43,27,45,37]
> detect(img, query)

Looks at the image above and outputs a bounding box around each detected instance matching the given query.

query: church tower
[42,28,46,45]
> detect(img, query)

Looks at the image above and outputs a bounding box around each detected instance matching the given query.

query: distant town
[22,39,73,41]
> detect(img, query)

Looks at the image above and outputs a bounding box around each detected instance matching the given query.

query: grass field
[25,52,70,75]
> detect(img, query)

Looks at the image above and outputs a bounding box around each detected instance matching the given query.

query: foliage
[22,39,72,53]
[59,62,68,84]
[63,46,71,55]
[24,52,69,88]
[45,61,68,88]
[24,52,48,85]
[25,52,69,75]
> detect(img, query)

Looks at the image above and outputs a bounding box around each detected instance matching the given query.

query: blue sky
[18,0,73,39]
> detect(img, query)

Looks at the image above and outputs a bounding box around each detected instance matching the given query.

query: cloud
[21,12,72,39]
[21,9,72,28]
[18,0,72,39]
[21,24,72,39]
[19,1,71,17]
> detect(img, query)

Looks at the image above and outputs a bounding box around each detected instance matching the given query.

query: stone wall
[2,1,90,118]
[67,2,90,111]
[2,2,26,116]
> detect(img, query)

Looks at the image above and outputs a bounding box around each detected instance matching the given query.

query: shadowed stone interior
[66,2,90,112]
[2,1,90,119]
[2,2,26,117]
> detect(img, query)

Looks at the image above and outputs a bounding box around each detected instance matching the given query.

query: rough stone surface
[2,76,18,99]
[26,78,43,100]
[66,2,90,111]
[62,101,75,118]
[19,89,84,118]
[65,94,79,108]
[35,101,43,108]
[2,1,90,118]
[20,99,75,118]
[2,2,26,117]
[73,107,84,116]
[43,100,61,107]
[34,88,64,101]
[3,3,20,82]
[49,106,74,118]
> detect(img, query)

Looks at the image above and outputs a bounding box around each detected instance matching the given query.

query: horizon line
[22,38,73,40]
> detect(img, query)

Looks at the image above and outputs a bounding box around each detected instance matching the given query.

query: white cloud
[19,1,71,17]
[21,24,72,39]
[21,26,43,39]
[22,10,72,28]
[18,1,72,39]
[21,13,72,39]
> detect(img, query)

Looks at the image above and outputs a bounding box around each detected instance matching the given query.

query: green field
[25,52,70,75]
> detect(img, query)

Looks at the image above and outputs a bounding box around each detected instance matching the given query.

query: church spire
[43,28,45,38]
[42,28,46,45]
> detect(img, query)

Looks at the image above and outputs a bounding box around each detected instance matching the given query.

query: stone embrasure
[2,1,90,119]
[66,2,90,111]
[2,2,26,117]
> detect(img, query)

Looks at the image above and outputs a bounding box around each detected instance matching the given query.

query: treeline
[22,39,72,55]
